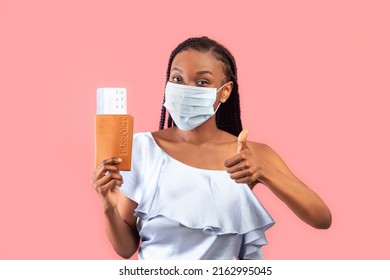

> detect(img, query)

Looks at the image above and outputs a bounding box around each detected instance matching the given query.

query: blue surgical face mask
[163,82,227,130]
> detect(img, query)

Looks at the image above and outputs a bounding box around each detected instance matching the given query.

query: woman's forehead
[171,49,224,74]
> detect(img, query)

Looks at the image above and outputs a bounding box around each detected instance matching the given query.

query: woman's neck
[173,118,220,145]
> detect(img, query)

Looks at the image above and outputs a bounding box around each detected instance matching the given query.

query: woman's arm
[91,158,140,258]
[104,194,140,259]
[225,135,332,229]
[252,143,331,229]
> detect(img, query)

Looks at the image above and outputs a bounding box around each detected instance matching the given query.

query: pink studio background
[0,0,389,259]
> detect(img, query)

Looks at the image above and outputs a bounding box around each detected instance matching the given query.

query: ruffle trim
[239,226,271,259]
[121,132,275,259]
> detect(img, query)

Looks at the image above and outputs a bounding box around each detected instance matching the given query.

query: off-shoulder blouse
[120,132,274,260]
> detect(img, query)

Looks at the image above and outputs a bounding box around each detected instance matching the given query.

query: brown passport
[95,114,134,170]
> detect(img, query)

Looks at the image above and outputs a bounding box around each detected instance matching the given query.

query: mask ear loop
[215,102,222,111]
[216,82,229,105]
[213,83,227,115]
[216,82,228,93]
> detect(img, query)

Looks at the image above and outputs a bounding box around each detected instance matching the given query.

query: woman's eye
[171,76,183,83]
[196,80,209,86]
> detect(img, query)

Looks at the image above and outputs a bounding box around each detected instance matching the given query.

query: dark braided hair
[158,36,243,136]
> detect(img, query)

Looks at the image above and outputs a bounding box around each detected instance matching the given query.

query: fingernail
[117,158,122,162]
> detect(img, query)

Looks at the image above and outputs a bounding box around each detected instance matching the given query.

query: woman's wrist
[102,203,117,215]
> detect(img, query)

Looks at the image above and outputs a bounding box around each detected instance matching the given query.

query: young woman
[91,36,332,260]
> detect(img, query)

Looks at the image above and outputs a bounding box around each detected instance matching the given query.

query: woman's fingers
[225,148,259,184]
[101,157,122,165]
[92,157,122,183]
[234,176,255,184]
[229,168,254,180]
[90,158,123,209]
[94,172,123,188]
[93,174,122,195]
[97,164,120,176]
[96,180,119,196]
[93,174,122,197]
[224,153,246,168]
[226,160,249,174]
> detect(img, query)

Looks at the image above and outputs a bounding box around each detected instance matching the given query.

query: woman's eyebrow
[196,70,213,76]
[171,67,183,73]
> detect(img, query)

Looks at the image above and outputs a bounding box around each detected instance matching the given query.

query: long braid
[158,36,243,136]
[215,47,242,136]
[158,95,167,130]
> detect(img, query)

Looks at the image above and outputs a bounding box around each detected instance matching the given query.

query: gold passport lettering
[119,117,129,156]
[95,114,133,171]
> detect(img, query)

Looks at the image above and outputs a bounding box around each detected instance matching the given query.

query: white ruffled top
[120,132,275,260]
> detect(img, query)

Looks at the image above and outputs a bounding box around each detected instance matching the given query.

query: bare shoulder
[247,141,276,157]
[246,141,291,170]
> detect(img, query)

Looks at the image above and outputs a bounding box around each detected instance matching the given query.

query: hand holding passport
[95,88,133,170]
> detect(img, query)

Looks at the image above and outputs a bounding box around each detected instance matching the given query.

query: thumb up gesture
[237,129,249,153]
[225,129,260,189]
